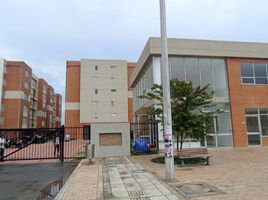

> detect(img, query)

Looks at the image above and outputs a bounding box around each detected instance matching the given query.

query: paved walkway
[101,157,183,200]
[134,147,268,200]
[55,160,99,200]
[55,157,184,200]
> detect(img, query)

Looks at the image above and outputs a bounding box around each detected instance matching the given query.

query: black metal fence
[1,126,88,161]
[130,123,159,151]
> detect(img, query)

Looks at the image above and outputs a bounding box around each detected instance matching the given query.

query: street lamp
[159,0,174,181]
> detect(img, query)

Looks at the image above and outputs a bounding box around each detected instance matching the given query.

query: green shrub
[151,156,207,166]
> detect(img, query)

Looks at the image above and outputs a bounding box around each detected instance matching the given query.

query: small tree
[140,79,217,150]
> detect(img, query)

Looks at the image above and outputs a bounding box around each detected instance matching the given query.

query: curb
[54,159,85,200]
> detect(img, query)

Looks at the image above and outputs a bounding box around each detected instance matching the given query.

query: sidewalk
[55,157,184,200]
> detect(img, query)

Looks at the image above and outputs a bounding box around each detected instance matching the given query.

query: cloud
[1,0,268,123]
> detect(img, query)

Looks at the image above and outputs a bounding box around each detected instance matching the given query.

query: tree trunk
[180,134,183,150]
[176,135,179,150]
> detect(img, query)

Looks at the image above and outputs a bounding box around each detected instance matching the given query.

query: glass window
[213,59,228,97]
[241,62,253,77]
[25,70,30,78]
[153,57,161,85]
[23,105,28,113]
[260,109,268,114]
[24,93,29,101]
[246,116,259,132]
[260,115,268,135]
[245,108,258,115]
[207,135,216,147]
[95,65,98,70]
[111,89,116,92]
[24,82,30,89]
[255,78,267,84]
[169,57,185,80]
[242,78,254,84]
[254,63,266,77]
[217,135,232,147]
[185,58,200,87]
[248,134,261,145]
[200,58,213,93]
[95,89,98,94]
[215,112,231,133]
[94,113,98,119]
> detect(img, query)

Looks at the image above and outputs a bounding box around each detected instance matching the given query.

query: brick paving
[56,157,184,200]
[134,147,268,200]
[57,160,100,200]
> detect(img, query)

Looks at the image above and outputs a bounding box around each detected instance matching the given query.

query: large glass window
[169,57,185,80]
[213,59,228,97]
[245,108,268,136]
[185,58,200,87]
[200,58,213,93]
[241,62,268,84]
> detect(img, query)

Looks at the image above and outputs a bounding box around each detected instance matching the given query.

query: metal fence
[1,126,88,162]
[130,123,159,151]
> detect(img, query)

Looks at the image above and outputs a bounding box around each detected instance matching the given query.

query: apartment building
[65,59,135,127]
[130,37,268,148]
[65,38,268,148]
[0,59,62,128]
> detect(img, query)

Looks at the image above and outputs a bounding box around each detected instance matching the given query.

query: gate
[130,123,159,151]
[1,126,88,162]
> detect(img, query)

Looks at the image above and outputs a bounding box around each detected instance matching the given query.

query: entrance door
[246,116,261,146]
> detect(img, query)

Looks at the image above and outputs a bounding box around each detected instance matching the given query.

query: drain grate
[131,169,147,173]
[128,190,146,197]
[125,182,136,187]
[172,182,226,198]
[130,197,150,200]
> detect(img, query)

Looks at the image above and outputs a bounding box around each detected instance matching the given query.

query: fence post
[60,125,65,162]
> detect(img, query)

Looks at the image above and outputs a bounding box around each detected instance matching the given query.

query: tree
[139,79,218,150]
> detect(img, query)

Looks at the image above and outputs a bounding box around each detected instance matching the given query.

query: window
[111,113,117,117]
[24,93,29,101]
[94,113,98,119]
[95,65,98,71]
[24,82,30,89]
[111,65,116,69]
[23,105,28,114]
[241,62,268,84]
[25,70,30,78]
[23,117,28,128]
[92,77,98,80]
[95,89,98,94]
[110,77,115,83]
[245,108,268,136]
[111,89,116,92]
[111,101,114,107]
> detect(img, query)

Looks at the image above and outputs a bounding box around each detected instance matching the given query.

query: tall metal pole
[159,0,174,181]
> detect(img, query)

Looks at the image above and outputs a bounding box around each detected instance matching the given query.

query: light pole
[159,0,174,181]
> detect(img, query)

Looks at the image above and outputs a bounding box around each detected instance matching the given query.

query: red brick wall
[227,58,268,147]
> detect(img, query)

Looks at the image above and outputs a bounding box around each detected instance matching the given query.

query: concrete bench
[177,148,210,166]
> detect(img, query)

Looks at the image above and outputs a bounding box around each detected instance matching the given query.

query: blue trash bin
[133,138,150,153]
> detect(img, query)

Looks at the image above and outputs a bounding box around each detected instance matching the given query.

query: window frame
[241,62,268,85]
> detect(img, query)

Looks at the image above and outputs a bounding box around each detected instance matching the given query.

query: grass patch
[131,150,159,156]
[151,156,207,166]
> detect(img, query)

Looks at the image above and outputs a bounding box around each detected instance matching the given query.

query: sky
[1,0,268,102]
